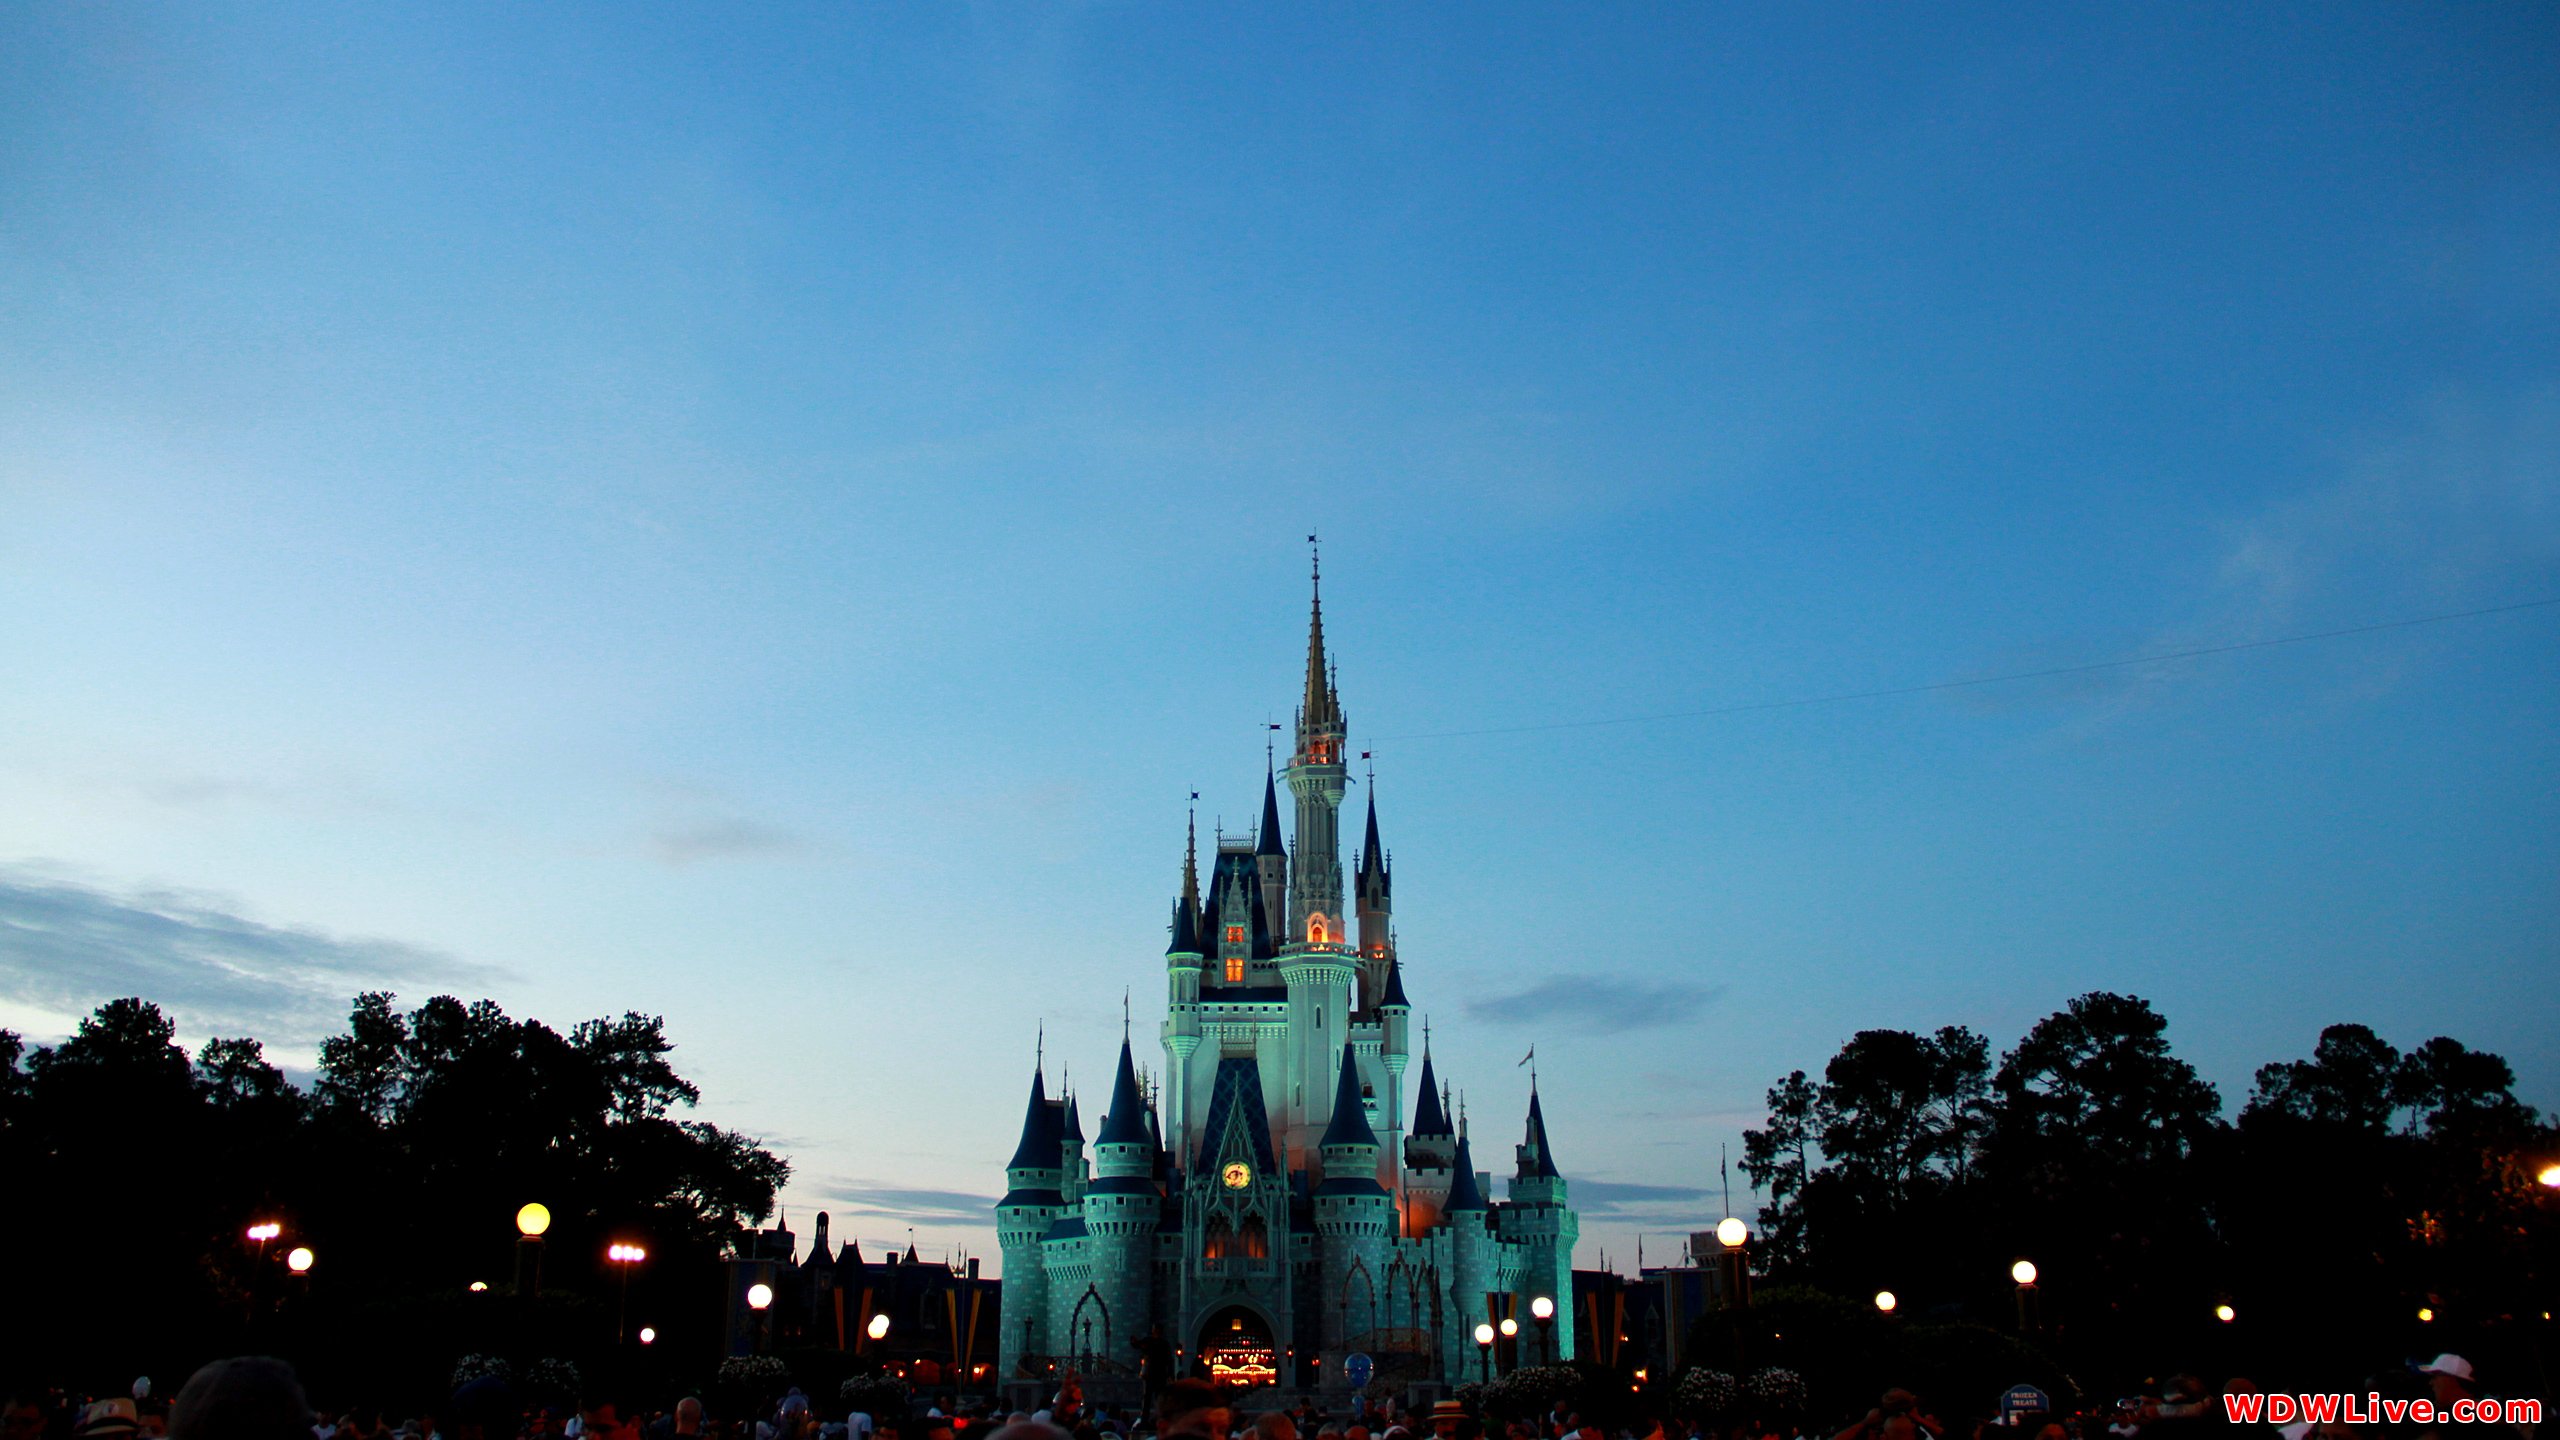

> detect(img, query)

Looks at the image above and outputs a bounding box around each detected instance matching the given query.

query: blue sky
[3,4,2556,1272]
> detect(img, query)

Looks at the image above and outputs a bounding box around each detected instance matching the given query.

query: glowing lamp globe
[2417,1306,2434,1323]
[1499,1318,1518,1338]
[639,1327,657,1345]
[1473,1323,1495,1347]
[1715,1217,1749,1250]
[469,1281,489,1293]
[515,1203,552,1238]
[2010,1260,2038,1287]
[1531,1296,1555,1321]
[286,1247,315,1274]
[1874,1291,1897,1314]
[867,1313,891,1341]
[2539,1163,2560,1189]
[2215,1304,2236,1324]
[747,1283,774,1311]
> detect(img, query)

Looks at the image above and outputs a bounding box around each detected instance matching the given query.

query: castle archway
[1193,1303,1278,1389]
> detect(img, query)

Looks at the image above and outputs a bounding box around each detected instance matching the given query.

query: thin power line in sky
[1374,595,2560,745]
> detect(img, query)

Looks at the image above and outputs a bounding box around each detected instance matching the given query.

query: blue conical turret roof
[1168,894,1199,955]
[1411,1050,1449,1137]
[1097,1037,1153,1147]
[1521,1085,1561,1179]
[1358,790,1387,887]
[1256,766,1286,856]
[1445,1133,1486,1211]
[1006,1067,1061,1171]
[1379,954,1410,1009]
[1318,1046,1378,1150]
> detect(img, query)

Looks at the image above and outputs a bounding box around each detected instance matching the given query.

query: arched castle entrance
[1193,1303,1278,1389]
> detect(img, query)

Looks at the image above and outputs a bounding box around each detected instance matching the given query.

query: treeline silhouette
[1729,992,2556,1402]
[0,992,790,1405]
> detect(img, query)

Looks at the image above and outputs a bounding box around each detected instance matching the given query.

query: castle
[996,568,1579,1392]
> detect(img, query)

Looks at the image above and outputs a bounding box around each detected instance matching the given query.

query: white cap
[2419,1355,2474,1381]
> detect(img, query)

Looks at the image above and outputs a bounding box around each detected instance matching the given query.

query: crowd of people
[5,1352,2537,1440]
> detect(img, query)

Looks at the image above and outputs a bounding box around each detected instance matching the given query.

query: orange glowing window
[1307,915,1328,944]
[1225,956,1244,983]
[1226,926,1245,946]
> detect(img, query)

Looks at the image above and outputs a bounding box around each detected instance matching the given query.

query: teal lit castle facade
[997,573,1578,1392]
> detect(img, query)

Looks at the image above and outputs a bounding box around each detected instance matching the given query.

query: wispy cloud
[1466,976,1726,1033]
[0,864,501,1047]
[1565,1178,1715,1220]
[649,817,809,866]
[797,1177,1002,1228]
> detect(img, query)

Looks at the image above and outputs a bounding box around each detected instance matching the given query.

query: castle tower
[1080,1037,1162,1370]
[1164,816,1204,1137]
[996,1065,1066,1379]
[1286,560,1348,949]
[1354,788,1393,1001]
[1312,1045,1392,1359]
[1440,1129,1498,1381]
[1255,768,1288,945]
[1375,955,1411,1189]
[1501,1082,1579,1362]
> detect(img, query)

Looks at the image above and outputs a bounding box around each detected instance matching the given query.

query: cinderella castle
[997,566,1579,1393]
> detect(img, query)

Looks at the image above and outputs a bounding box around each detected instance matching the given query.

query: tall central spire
[1302,539,1341,734]
[1285,542,1349,948]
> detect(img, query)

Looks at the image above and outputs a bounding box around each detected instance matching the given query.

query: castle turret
[1314,1045,1391,1358]
[1355,788,1392,987]
[1286,563,1348,949]
[1441,1129,1499,1379]
[1255,767,1288,944]
[1501,1081,1578,1361]
[1081,1037,1162,1365]
[1165,815,1204,1137]
[996,1065,1067,1379]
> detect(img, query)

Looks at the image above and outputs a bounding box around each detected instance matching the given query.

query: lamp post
[1530,1295,1555,1364]
[747,1281,775,1354]
[2010,1260,2039,1333]
[1715,1217,1752,1310]
[1499,1316,1519,1376]
[516,1203,552,1298]
[1473,1323,1495,1384]
[609,1242,648,1343]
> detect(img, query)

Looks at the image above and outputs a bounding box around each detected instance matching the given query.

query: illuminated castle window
[1225,956,1244,983]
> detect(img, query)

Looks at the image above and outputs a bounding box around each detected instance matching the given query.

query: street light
[1499,1316,1519,1376]
[609,1243,648,1343]
[2215,1304,2236,1324]
[2538,1163,2560,1189]
[868,1313,891,1342]
[286,1247,315,1274]
[747,1283,774,1310]
[1716,1217,1749,1250]
[1715,1217,1752,1311]
[469,1281,489,1293]
[1473,1323,1495,1383]
[1874,1291,1897,1314]
[2418,1306,2435,1323]
[1531,1295,1555,1364]
[2011,1259,2039,1332]
[516,1203,551,1298]
[639,1326,657,1346]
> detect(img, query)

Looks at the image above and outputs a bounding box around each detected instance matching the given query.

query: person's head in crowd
[78,1400,142,1440]
[2418,1356,2476,1409]
[1154,1384,1227,1440]
[167,1360,312,1440]
[1254,1414,1296,1440]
